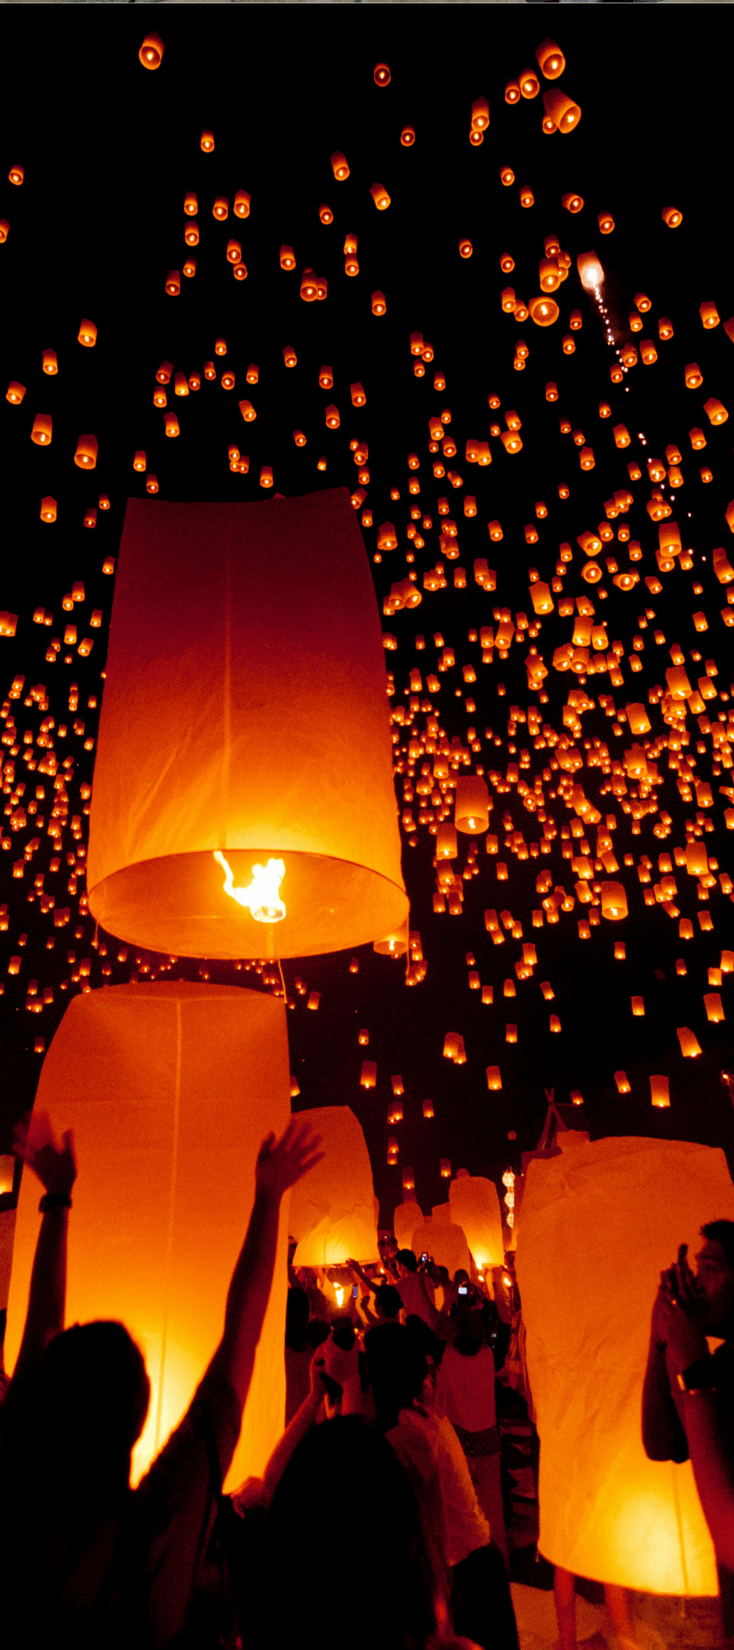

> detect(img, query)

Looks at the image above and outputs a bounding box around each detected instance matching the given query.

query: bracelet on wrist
[39,1192,72,1213]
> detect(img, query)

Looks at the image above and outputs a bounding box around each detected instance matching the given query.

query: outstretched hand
[13,1111,77,1198]
[255,1118,324,1203]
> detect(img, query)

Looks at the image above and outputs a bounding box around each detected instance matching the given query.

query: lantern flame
[213,850,286,922]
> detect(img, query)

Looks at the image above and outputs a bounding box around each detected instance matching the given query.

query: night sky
[1,5,733,1238]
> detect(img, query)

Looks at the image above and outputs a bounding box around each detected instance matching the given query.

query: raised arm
[10,1113,77,1386]
[674,1385,734,1571]
[206,1118,324,1409]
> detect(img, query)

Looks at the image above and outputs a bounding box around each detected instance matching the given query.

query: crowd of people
[1,1114,734,1650]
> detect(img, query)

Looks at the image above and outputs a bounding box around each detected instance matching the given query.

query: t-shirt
[1,1368,241,1650]
[386,1405,490,1568]
[437,1345,497,1434]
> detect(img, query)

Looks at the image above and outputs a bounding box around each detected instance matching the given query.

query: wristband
[39,1192,72,1212]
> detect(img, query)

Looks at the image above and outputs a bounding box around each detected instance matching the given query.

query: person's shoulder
[136,1368,240,1500]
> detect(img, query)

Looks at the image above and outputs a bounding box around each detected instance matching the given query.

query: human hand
[254,1118,324,1203]
[13,1111,76,1198]
[230,1476,268,1519]
[654,1248,709,1375]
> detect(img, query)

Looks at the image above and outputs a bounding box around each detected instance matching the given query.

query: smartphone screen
[352,1284,358,1298]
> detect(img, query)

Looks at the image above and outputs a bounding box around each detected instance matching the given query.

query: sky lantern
[138,32,165,70]
[448,1171,504,1267]
[410,1213,471,1276]
[6,984,293,1491]
[87,490,408,958]
[290,1105,379,1265]
[517,1136,734,1593]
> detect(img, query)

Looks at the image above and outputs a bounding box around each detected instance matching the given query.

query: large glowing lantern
[290,1106,379,1265]
[6,983,293,1490]
[449,1171,504,1268]
[87,491,408,958]
[394,1192,424,1250]
[410,1217,471,1277]
[516,1135,734,1593]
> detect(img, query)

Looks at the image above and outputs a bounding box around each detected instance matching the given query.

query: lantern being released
[290,1106,379,1266]
[449,1172,505,1268]
[516,1136,734,1594]
[87,491,408,958]
[6,983,293,1491]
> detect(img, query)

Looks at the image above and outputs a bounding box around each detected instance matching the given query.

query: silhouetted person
[0,1118,323,1650]
[643,1221,734,1643]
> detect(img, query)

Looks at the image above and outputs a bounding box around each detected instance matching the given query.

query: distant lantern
[535,38,565,79]
[31,413,52,445]
[77,319,97,347]
[542,89,581,133]
[529,295,559,327]
[486,1066,502,1090]
[704,994,725,1023]
[6,984,293,1491]
[600,882,627,920]
[360,1060,377,1089]
[40,496,57,522]
[74,434,98,469]
[650,1075,670,1108]
[370,183,391,211]
[577,252,604,290]
[449,1174,504,1267]
[661,206,683,228]
[614,1071,630,1094]
[290,1106,378,1266]
[139,32,165,69]
[517,1136,734,1592]
[87,492,408,959]
[677,1027,702,1058]
[454,777,489,834]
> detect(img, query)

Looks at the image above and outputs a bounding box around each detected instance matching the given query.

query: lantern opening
[214,849,286,923]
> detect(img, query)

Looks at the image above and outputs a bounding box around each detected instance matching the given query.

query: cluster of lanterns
[0,28,732,1300]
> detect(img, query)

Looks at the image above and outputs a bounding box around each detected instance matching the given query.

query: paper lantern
[6,983,292,1491]
[394,1194,423,1250]
[448,1174,504,1268]
[600,881,628,920]
[30,413,52,445]
[410,1217,471,1278]
[454,776,489,834]
[87,492,407,959]
[139,32,165,69]
[517,1136,734,1592]
[290,1106,379,1265]
[677,1027,702,1058]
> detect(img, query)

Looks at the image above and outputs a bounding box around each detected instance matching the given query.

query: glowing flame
[577,251,605,292]
[213,850,286,922]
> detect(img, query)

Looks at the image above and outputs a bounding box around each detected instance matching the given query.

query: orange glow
[213,850,286,923]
